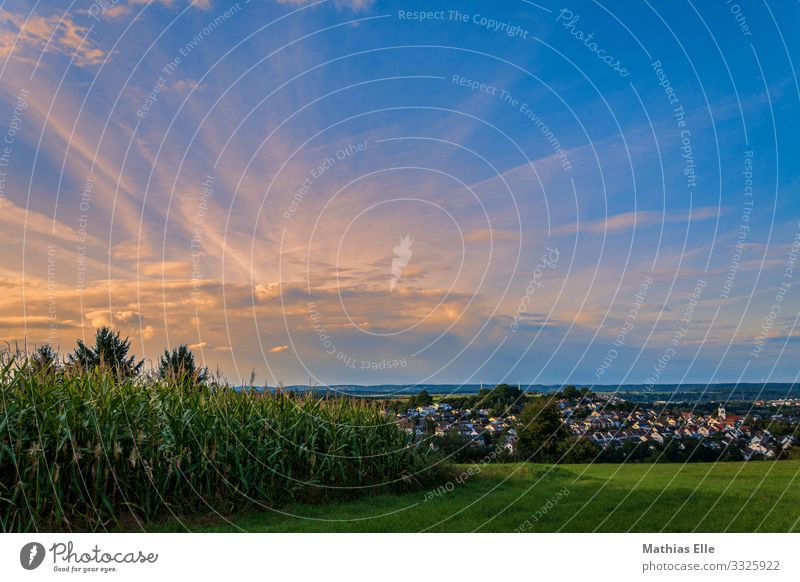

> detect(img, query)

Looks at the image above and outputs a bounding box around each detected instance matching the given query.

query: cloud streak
[0,10,107,67]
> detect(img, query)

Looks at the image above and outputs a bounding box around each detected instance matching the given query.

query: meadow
[162,461,800,533]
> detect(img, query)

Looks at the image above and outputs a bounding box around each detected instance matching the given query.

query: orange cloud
[464,229,520,242]
[0,11,108,67]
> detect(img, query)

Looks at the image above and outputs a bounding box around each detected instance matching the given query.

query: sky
[0,0,798,387]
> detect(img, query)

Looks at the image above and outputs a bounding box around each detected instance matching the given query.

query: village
[389,390,799,462]
[561,397,798,461]
[394,400,520,453]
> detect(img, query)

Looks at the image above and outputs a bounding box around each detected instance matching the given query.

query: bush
[516,397,568,462]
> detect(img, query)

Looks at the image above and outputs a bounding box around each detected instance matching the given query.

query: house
[397,418,415,433]
[743,442,773,460]
[503,433,517,454]
[434,422,451,436]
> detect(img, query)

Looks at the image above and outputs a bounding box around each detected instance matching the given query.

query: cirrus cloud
[0,11,108,67]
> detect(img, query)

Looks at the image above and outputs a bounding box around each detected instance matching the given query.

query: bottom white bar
[1,534,796,581]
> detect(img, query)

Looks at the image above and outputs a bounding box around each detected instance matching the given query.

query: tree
[558,436,600,463]
[159,344,206,386]
[516,396,568,462]
[69,327,143,379]
[484,383,522,413]
[31,344,59,373]
[561,385,581,400]
[424,417,436,436]
[436,428,489,463]
[408,389,433,408]
[418,389,433,406]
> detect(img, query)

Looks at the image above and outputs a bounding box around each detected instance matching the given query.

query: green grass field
[155,460,800,533]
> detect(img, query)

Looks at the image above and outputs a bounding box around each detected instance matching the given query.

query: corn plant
[0,354,439,531]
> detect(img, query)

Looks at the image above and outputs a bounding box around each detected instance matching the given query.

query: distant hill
[248,382,800,403]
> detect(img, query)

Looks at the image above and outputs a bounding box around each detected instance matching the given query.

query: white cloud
[553,207,724,236]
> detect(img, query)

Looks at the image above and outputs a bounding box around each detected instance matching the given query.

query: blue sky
[0,0,798,386]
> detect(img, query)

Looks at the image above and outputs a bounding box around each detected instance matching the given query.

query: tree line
[19,326,208,386]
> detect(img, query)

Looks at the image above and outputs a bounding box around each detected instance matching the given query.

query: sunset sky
[1,0,798,386]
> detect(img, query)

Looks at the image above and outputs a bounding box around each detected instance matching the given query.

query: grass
[155,460,800,532]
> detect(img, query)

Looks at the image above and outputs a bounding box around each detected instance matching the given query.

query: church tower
[717,404,726,421]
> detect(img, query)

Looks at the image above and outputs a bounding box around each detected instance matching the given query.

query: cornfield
[0,358,439,531]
